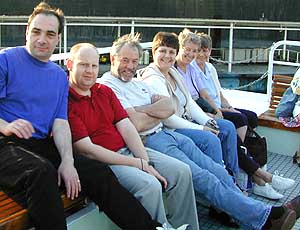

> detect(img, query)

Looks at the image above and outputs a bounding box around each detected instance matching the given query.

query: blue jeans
[144,130,271,230]
[176,119,239,177]
[175,128,223,165]
[215,118,239,176]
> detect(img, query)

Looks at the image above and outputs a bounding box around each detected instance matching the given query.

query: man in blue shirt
[0,2,164,230]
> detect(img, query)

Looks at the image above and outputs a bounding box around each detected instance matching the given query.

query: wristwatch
[148,161,155,167]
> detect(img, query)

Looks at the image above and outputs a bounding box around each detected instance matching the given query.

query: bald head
[69,43,99,60]
[67,43,100,94]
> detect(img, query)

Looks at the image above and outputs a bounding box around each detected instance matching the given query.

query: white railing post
[117,25,121,37]
[228,22,234,73]
[131,20,135,35]
[267,43,276,99]
[267,40,300,100]
[63,22,67,65]
[283,29,288,60]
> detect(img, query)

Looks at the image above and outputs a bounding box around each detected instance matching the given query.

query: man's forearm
[116,118,149,161]
[74,137,141,167]
[126,108,161,132]
[134,97,174,119]
[52,119,74,163]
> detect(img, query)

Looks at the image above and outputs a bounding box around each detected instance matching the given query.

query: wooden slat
[258,75,300,132]
[0,190,86,230]
[273,75,293,84]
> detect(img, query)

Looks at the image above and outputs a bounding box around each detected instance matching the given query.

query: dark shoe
[284,195,300,219]
[208,207,239,228]
[292,151,300,164]
[267,207,296,230]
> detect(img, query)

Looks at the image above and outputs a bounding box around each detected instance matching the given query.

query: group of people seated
[0,2,299,230]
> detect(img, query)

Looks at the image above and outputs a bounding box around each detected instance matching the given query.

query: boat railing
[267,40,300,99]
[1,16,300,72]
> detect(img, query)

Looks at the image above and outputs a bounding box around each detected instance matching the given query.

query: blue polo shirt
[0,46,68,139]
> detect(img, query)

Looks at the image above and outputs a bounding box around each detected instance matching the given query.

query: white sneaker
[271,175,295,190]
[252,183,284,200]
[156,223,189,230]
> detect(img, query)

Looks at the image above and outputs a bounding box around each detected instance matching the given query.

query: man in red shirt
[67,43,196,230]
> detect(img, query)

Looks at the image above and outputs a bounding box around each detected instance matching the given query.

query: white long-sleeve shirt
[138,63,211,130]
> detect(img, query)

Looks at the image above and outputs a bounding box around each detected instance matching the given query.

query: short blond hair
[178,28,201,49]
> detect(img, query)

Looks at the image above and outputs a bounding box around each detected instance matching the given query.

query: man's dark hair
[27,2,65,34]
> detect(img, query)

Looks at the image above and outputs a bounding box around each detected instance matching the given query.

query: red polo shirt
[68,83,128,151]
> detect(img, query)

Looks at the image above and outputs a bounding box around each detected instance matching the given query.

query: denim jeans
[176,119,239,177]
[174,128,223,165]
[215,118,239,176]
[144,130,271,230]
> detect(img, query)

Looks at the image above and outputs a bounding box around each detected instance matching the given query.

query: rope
[210,46,298,90]
[210,47,271,64]
[224,71,268,90]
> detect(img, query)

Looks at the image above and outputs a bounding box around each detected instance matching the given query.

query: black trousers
[0,136,160,230]
[237,136,260,175]
[223,108,258,129]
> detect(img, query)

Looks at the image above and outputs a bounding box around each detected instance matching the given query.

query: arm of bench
[0,191,87,230]
[258,75,300,132]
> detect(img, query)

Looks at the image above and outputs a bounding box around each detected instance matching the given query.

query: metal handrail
[50,42,152,62]
[2,16,300,75]
[267,40,300,99]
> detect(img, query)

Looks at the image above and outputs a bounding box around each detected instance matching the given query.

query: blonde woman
[138,31,299,230]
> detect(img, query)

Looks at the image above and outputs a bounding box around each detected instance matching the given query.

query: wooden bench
[0,190,87,230]
[257,75,300,156]
[258,75,300,132]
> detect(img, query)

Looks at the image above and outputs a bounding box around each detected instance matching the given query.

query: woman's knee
[218,119,236,132]
[207,132,221,146]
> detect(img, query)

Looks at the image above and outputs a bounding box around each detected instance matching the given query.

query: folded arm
[126,107,161,132]
[134,95,175,119]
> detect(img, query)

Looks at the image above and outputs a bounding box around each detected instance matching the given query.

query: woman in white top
[140,30,295,201]
[137,31,298,230]
[139,30,239,178]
